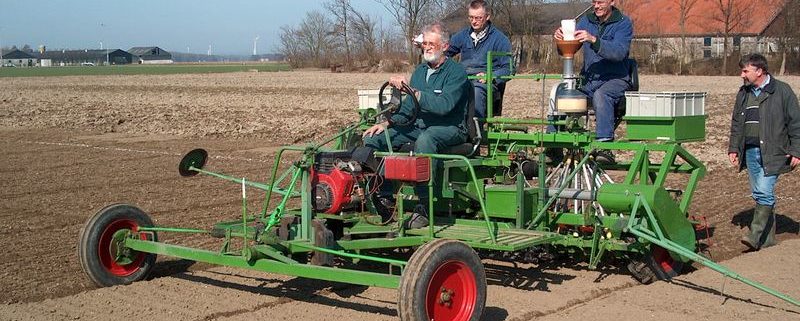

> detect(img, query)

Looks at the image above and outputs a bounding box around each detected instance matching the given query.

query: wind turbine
[253,35,260,56]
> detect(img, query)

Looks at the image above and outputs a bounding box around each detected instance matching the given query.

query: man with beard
[446,0,512,119]
[553,0,634,164]
[362,22,472,228]
[728,53,800,251]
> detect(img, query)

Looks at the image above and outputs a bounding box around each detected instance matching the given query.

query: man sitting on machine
[362,22,472,229]
[553,0,634,164]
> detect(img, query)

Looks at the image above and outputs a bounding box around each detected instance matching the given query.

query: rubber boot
[742,204,777,250]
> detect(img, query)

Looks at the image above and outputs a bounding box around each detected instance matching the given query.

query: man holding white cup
[553,0,633,164]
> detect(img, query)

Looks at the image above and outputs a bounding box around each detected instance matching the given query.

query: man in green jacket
[363,22,472,228]
[728,53,800,250]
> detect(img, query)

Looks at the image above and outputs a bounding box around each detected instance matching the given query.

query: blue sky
[0,0,393,55]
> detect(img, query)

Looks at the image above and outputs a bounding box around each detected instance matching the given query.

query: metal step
[405,224,561,251]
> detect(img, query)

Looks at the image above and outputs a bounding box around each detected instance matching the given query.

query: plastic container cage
[357,90,393,110]
[625,92,706,117]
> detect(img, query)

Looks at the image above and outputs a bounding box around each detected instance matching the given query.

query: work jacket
[576,7,633,83]
[728,76,800,175]
[446,22,512,84]
[390,58,471,130]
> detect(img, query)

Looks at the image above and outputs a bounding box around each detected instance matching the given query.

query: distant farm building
[40,49,135,66]
[1,49,38,67]
[626,0,790,59]
[129,47,173,64]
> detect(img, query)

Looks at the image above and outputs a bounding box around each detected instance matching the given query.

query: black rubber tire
[398,239,486,321]
[77,204,157,287]
[627,245,683,284]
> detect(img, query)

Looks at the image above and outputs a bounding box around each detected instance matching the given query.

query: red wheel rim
[652,246,678,276]
[425,260,477,321]
[98,219,145,277]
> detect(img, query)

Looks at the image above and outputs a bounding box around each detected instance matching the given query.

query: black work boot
[592,149,616,165]
[370,193,395,223]
[544,148,564,164]
[741,204,777,250]
[405,204,430,229]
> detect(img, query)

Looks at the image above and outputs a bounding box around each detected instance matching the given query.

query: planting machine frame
[78,49,800,320]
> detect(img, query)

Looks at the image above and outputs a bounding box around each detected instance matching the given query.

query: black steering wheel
[378,81,420,127]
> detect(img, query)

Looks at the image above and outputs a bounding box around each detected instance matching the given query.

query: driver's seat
[397,87,481,157]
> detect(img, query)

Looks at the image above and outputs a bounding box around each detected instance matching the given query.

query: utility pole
[1,27,5,66]
[100,23,111,65]
[253,35,259,56]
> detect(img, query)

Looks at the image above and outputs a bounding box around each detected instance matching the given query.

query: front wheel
[398,239,486,321]
[77,204,157,287]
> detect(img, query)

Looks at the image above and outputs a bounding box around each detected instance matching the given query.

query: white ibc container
[625,92,706,117]
[357,89,393,110]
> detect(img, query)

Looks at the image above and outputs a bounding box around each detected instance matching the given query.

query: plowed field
[1,71,798,320]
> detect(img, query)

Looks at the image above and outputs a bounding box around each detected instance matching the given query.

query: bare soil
[0,71,799,320]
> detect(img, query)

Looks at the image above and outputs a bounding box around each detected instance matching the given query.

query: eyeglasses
[421,41,441,48]
[468,15,486,21]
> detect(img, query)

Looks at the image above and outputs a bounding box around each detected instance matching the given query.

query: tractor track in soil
[1,71,799,320]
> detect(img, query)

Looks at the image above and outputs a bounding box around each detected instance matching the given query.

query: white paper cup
[561,19,576,40]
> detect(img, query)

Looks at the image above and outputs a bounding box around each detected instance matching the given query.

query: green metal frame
[107,50,799,308]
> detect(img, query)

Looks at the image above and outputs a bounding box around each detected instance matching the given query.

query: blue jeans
[745,146,779,206]
[581,78,629,141]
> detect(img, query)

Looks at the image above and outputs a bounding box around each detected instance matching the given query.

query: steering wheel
[378,81,420,127]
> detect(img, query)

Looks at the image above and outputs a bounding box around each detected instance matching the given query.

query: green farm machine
[78,40,799,320]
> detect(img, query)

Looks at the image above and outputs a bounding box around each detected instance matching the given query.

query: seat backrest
[626,58,639,91]
[464,85,479,145]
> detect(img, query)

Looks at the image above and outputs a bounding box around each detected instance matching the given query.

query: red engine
[311,151,364,214]
[312,167,358,214]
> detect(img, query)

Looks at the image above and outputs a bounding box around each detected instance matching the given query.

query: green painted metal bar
[337,236,428,251]
[290,242,407,266]
[125,238,401,289]
[516,164,525,229]
[261,146,307,219]
[486,51,495,118]
[624,146,646,184]
[138,227,208,234]
[241,178,249,253]
[629,226,800,307]
[527,150,593,229]
[188,166,299,197]
[654,145,677,187]
[626,195,800,307]
[265,167,303,231]
[676,145,707,213]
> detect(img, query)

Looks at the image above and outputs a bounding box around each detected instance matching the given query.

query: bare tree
[279,11,336,68]
[349,8,380,66]
[377,0,434,64]
[777,0,800,75]
[712,0,755,75]
[494,0,544,70]
[325,0,353,68]
[675,0,700,74]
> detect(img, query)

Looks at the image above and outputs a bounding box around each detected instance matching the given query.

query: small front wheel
[398,239,486,321]
[77,204,157,287]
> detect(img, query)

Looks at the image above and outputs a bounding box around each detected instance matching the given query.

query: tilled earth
[0,71,799,320]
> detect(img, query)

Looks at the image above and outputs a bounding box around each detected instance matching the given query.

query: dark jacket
[728,76,800,175]
[576,7,633,83]
[390,58,471,129]
[445,22,512,84]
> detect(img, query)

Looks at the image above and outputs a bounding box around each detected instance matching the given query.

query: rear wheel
[398,239,486,321]
[78,204,157,287]
[627,245,683,284]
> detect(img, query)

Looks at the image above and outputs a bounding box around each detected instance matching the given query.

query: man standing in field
[728,53,800,251]
[446,0,512,119]
[362,22,472,228]
[553,0,634,164]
